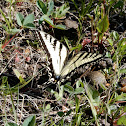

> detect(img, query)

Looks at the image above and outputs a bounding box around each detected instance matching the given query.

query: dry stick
[0,52,18,75]
[2,32,18,49]
[91,16,94,53]
[72,65,93,87]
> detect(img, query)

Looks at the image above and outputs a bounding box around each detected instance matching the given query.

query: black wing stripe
[71,52,87,65]
[36,31,50,57]
[60,52,104,78]
[35,31,55,76]
[45,33,48,39]
[53,39,57,48]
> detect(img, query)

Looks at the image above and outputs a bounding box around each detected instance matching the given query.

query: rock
[86,71,107,89]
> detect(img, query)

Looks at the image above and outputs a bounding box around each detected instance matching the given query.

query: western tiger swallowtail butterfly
[36,31,104,81]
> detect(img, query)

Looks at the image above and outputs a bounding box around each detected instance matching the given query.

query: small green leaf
[55,4,70,19]
[2,76,8,84]
[75,95,79,112]
[64,83,74,93]
[2,24,9,31]
[115,93,126,101]
[87,14,93,19]
[19,76,25,83]
[5,0,12,3]
[76,79,81,88]
[112,31,119,40]
[41,15,66,30]
[120,69,126,74]
[64,36,71,49]
[105,52,111,58]
[117,115,126,125]
[124,106,126,112]
[39,16,44,21]
[57,111,64,117]
[84,83,98,120]
[114,1,123,9]
[54,24,66,30]
[13,69,21,78]
[66,109,72,116]
[9,28,21,34]
[7,123,18,126]
[97,19,102,33]
[47,0,54,16]
[99,33,104,41]
[74,87,85,94]
[71,44,83,51]
[39,16,44,24]
[23,23,35,28]
[22,115,36,126]
[23,14,34,26]
[107,38,113,46]
[97,15,109,33]
[0,8,11,29]
[58,85,64,98]
[110,0,115,5]
[37,0,47,14]
[77,113,82,126]
[16,12,24,26]
[45,104,51,111]
[42,15,54,26]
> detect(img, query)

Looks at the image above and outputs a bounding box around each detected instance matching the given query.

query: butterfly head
[54,74,62,82]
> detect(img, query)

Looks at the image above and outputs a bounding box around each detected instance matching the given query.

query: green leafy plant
[1,12,35,49]
[36,0,70,30]
[51,85,64,101]
[71,0,94,34]
[96,14,109,41]
[0,76,10,95]
[16,12,35,28]
[107,31,126,63]
[7,115,36,126]
[70,1,109,49]
[71,0,94,19]
[0,74,35,95]
[87,4,109,44]
[107,31,126,86]
[0,0,24,34]
[0,9,21,34]
[105,0,125,15]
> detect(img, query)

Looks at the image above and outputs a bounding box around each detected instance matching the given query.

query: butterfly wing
[36,30,104,81]
[37,31,68,78]
[60,52,104,78]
